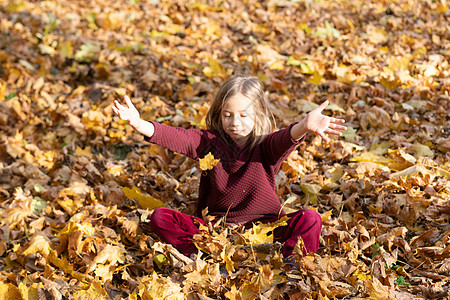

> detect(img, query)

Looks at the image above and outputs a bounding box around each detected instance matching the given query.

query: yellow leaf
[334,64,364,84]
[300,183,321,204]
[11,98,26,120]
[411,142,434,157]
[37,150,57,169]
[365,277,397,300]
[95,12,125,30]
[321,210,333,222]
[0,51,7,63]
[307,71,323,85]
[0,187,33,229]
[75,146,93,158]
[369,141,390,155]
[48,251,85,281]
[300,60,315,74]
[0,80,6,100]
[81,110,109,134]
[87,245,126,273]
[5,0,25,13]
[57,188,85,215]
[138,273,184,300]
[348,269,372,286]
[19,282,41,300]
[243,216,289,245]
[296,99,319,113]
[255,264,275,293]
[0,282,22,300]
[60,41,73,58]
[366,26,388,44]
[388,148,417,171]
[224,285,240,300]
[94,264,113,282]
[203,58,227,78]
[380,75,401,90]
[256,44,287,63]
[435,2,448,13]
[297,23,312,34]
[153,253,168,269]
[58,212,95,250]
[107,164,123,176]
[269,60,285,70]
[205,20,221,39]
[241,283,259,300]
[390,164,433,180]
[22,233,52,257]
[351,152,391,165]
[300,183,321,194]
[190,102,209,129]
[121,186,164,210]
[74,281,107,300]
[326,103,346,113]
[199,152,220,171]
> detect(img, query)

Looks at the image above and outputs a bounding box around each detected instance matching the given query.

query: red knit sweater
[146,121,304,224]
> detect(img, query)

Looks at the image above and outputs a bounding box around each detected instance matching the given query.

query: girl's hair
[206,76,276,149]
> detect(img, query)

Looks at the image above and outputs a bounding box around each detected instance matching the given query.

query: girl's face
[221,93,255,145]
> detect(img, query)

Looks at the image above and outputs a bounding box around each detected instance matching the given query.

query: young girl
[112,76,346,257]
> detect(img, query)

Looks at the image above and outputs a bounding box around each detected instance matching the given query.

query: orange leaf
[199,152,220,171]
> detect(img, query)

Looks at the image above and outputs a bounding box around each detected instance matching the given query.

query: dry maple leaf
[199,152,220,171]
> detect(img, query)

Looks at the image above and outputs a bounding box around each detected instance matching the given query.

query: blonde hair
[206,76,275,149]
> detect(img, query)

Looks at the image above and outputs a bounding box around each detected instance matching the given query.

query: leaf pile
[0,0,449,298]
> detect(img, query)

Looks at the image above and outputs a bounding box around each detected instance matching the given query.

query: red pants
[149,207,322,257]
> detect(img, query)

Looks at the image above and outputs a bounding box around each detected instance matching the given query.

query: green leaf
[296,99,319,113]
[342,127,359,142]
[31,197,47,214]
[34,184,46,193]
[300,60,315,74]
[153,254,168,269]
[396,276,409,286]
[372,243,380,256]
[75,43,99,62]
[86,14,99,30]
[287,56,302,66]
[5,93,16,101]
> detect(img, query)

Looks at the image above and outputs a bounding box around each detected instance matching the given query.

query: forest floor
[0,0,449,299]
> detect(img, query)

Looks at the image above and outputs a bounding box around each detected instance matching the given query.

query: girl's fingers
[325,128,342,136]
[125,95,134,108]
[319,132,329,142]
[317,100,329,111]
[330,117,346,123]
[329,123,347,131]
[114,100,127,110]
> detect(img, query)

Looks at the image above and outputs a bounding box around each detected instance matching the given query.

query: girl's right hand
[112,95,142,129]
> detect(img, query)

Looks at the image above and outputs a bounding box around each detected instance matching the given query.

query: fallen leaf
[199,152,220,171]
[121,186,164,210]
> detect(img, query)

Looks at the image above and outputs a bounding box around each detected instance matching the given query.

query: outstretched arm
[290,100,346,142]
[112,95,155,138]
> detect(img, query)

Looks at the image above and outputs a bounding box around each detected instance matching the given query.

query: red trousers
[149,207,322,257]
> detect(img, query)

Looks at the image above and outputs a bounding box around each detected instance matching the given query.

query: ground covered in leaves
[1,0,450,299]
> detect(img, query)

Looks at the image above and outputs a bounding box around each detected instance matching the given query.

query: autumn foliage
[0,0,449,299]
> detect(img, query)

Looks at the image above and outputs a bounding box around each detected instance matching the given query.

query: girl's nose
[231,116,241,126]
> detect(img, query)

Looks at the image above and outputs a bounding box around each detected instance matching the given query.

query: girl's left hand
[304,100,347,142]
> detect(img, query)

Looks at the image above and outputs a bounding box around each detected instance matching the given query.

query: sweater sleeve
[144,121,210,160]
[261,122,305,167]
